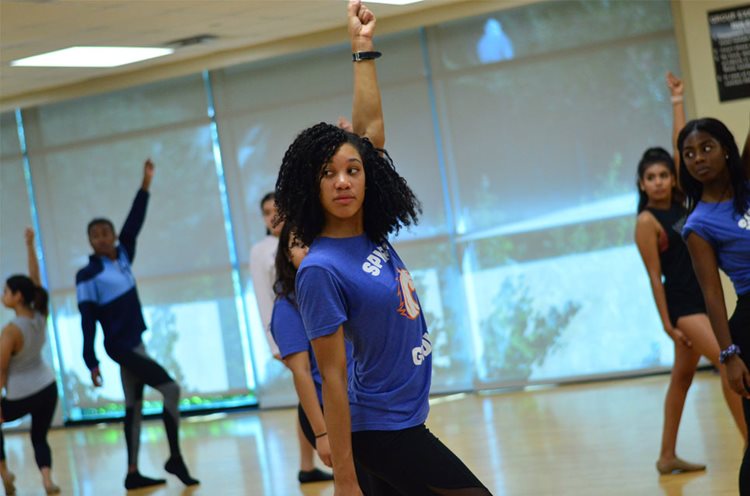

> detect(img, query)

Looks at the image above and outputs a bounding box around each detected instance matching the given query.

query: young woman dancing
[0,229,60,495]
[634,72,746,475]
[680,115,750,493]
[274,1,491,494]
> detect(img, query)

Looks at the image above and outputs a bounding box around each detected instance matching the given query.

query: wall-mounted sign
[708,4,750,102]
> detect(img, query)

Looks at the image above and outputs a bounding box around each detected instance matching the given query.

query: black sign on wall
[708,4,750,102]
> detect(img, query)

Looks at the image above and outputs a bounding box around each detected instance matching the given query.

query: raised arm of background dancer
[666,71,686,184]
[120,159,154,262]
[311,326,363,496]
[635,216,691,347]
[686,233,750,398]
[349,0,384,149]
[284,351,333,467]
[24,228,42,289]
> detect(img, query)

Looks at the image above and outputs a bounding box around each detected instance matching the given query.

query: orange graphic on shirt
[396,268,421,320]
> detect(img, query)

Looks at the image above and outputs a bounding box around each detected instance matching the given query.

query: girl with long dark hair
[274,2,491,494]
[634,73,745,475]
[680,114,750,493]
[0,229,59,495]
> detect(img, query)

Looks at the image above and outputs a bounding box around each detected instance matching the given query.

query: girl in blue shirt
[679,116,750,493]
[634,74,745,475]
[274,1,490,494]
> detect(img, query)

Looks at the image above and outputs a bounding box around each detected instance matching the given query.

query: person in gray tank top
[0,228,59,495]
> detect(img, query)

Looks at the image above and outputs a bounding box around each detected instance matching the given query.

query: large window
[2,0,683,419]
[20,77,256,420]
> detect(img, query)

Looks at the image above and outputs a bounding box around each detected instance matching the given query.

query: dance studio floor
[5,371,740,495]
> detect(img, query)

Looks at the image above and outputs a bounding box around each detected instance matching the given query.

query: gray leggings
[110,344,181,467]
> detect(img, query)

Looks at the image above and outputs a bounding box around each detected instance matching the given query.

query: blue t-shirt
[270,295,353,403]
[683,198,750,295]
[296,234,432,432]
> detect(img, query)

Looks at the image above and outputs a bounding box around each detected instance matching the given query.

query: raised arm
[24,228,41,287]
[283,352,332,467]
[311,326,362,495]
[119,159,154,261]
[666,71,686,186]
[686,233,750,398]
[349,0,384,149]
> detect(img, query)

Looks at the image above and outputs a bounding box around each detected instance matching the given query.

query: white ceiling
[0,0,491,109]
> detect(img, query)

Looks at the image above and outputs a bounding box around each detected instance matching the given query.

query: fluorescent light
[363,0,423,4]
[11,46,174,68]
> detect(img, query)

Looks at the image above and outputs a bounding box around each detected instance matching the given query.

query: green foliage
[482,277,580,381]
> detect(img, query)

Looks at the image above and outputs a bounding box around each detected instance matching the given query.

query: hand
[316,434,333,468]
[91,368,103,387]
[668,327,692,348]
[348,0,376,50]
[334,481,364,496]
[725,355,750,398]
[142,159,155,190]
[24,227,35,246]
[337,116,354,133]
[666,71,683,97]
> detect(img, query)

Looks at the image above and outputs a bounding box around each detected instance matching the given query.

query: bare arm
[349,0,384,149]
[634,213,691,346]
[0,325,22,401]
[686,232,750,398]
[666,71,686,188]
[24,228,41,287]
[311,326,362,495]
[283,351,332,467]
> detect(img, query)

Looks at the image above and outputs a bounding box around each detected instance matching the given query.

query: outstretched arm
[312,326,362,495]
[666,71,686,187]
[349,0,384,149]
[25,228,41,287]
[686,233,750,398]
[120,159,154,261]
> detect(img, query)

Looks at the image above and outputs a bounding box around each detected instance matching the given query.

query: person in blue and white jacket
[76,159,198,491]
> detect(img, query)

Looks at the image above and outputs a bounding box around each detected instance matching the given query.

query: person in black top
[634,72,746,475]
[76,160,198,490]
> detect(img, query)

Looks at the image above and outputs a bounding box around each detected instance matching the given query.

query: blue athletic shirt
[270,295,354,404]
[296,234,432,432]
[683,198,750,296]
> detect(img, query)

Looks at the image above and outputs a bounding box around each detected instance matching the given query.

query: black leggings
[110,344,182,468]
[0,381,58,469]
[352,424,492,495]
[729,293,750,496]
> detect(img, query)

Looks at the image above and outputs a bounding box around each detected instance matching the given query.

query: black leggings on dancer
[110,344,182,467]
[352,424,492,496]
[730,293,750,495]
[0,382,57,469]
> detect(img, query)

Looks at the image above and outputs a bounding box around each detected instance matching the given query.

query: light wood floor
[4,371,742,495]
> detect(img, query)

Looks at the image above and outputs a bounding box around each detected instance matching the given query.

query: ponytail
[33,285,49,316]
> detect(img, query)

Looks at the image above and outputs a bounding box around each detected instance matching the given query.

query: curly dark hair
[274,122,421,246]
[678,118,749,216]
[635,147,684,213]
[273,222,297,300]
